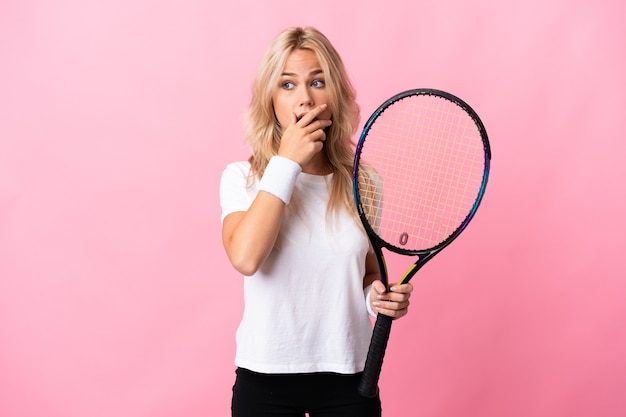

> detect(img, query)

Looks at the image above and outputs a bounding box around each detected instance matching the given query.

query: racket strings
[357,94,485,251]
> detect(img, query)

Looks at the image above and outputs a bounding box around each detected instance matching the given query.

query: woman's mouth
[297,113,319,123]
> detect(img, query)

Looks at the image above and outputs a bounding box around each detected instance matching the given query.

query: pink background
[1,1,625,416]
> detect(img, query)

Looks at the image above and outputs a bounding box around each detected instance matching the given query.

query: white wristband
[364,284,377,317]
[258,156,302,204]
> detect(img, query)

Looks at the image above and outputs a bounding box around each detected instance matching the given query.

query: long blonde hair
[245,27,360,222]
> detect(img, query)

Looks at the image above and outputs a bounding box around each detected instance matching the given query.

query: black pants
[231,367,382,417]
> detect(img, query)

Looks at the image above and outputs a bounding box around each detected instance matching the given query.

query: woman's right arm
[223,105,331,275]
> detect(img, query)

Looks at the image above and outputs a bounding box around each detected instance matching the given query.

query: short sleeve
[219,161,256,223]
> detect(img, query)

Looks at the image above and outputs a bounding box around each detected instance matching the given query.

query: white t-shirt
[220,161,373,374]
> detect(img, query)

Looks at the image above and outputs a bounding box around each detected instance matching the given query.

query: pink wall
[1,1,625,416]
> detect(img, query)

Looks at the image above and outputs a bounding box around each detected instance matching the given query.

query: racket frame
[352,88,491,397]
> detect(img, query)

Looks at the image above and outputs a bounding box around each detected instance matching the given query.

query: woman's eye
[311,79,325,88]
[282,81,295,90]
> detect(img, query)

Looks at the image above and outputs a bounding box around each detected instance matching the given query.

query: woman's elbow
[227,253,263,276]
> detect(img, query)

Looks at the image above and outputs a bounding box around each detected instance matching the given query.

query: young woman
[220,26,414,417]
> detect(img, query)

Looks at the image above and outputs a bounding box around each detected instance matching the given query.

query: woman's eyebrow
[280,69,324,77]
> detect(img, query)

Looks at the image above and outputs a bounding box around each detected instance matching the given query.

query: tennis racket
[353,88,491,398]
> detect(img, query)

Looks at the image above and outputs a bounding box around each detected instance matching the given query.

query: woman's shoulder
[222,160,252,176]
[220,161,255,191]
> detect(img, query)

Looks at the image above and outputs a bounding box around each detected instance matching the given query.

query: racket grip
[358,313,394,398]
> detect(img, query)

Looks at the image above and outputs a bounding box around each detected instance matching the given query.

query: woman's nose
[298,88,313,107]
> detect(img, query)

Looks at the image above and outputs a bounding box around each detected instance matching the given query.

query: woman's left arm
[364,249,414,320]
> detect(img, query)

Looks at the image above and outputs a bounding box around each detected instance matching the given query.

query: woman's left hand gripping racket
[353,89,491,398]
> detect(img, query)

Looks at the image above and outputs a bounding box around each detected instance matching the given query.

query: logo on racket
[399,232,409,246]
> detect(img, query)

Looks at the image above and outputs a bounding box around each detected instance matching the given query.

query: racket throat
[398,252,436,285]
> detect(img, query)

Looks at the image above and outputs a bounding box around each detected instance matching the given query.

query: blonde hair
[245,27,361,222]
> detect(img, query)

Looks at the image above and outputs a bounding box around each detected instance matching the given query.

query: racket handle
[358,313,394,398]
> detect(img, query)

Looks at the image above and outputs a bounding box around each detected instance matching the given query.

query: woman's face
[272,49,332,128]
